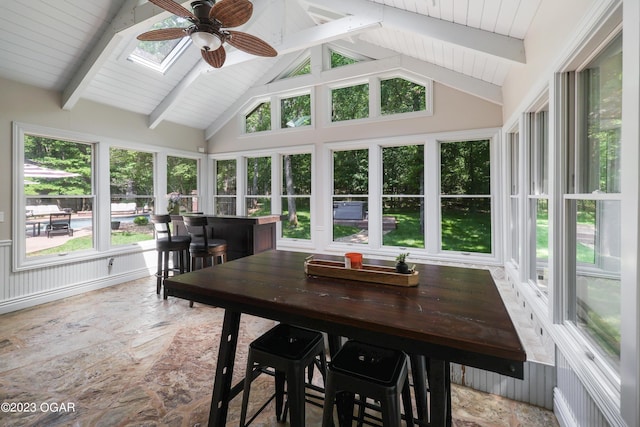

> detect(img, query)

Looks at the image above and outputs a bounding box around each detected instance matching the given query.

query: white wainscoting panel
[451,360,556,410]
[554,350,611,427]
[0,241,156,314]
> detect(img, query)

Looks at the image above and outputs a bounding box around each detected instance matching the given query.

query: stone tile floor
[0,276,559,426]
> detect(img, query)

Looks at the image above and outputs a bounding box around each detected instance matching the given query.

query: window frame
[327,78,371,124]
[242,99,272,134]
[554,27,623,401]
[377,73,432,119]
[280,152,313,242]
[525,100,551,298]
[324,129,500,263]
[12,122,205,272]
[13,122,99,270]
[438,138,494,256]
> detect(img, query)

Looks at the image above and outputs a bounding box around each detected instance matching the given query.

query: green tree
[334,149,368,194]
[440,140,490,196]
[246,102,271,133]
[281,94,311,128]
[109,148,154,199]
[167,156,197,195]
[332,84,369,122]
[381,78,426,115]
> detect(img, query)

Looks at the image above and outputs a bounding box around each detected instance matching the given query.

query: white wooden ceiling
[0,0,541,137]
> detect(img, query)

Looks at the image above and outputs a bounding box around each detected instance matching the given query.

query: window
[528,107,550,295]
[332,149,368,244]
[245,102,271,133]
[167,156,199,214]
[215,159,236,215]
[440,140,492,253]
[565,34,622,369]
[246,156,272,216]
[508,131,520,264]
[22,135,94,259]
[331,83,369,122]
[281,94,311,128]
[109,148,154,245]
[279,56,311,79]
[380,77,427,115]
[281,153,312,240]
[330,50,359,68]
[382,145,425,248]
[128,16,191,73]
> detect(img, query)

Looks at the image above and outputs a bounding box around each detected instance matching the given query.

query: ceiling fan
[137,0,277,68]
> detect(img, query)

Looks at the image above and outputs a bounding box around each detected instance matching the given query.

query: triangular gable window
[275,54,311,81]
[330,50,359,68]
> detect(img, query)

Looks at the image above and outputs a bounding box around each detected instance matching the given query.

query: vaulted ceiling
[0,0,541,139]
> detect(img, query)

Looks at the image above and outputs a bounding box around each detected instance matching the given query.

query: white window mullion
[425,138,439,255]
[237,155,247,216]
[368,145,381,249]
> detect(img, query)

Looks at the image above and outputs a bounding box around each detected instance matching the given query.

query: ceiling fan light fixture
[190,31,221,51]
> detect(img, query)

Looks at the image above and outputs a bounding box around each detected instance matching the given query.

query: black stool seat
[240,324,327,427]
[188,238,227,254]
[156,234,191,249]
[151,214,190,299]
[183,216,227,270]
[322,340,414,427]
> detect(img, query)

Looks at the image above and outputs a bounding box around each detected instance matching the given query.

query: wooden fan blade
[137,28,187,41]
[210,0,252,28]
[202,46,227,68]
[226,31,277,57]
[148,0,197,20]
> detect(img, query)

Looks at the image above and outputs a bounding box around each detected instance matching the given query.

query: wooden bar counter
[172,214,280,261]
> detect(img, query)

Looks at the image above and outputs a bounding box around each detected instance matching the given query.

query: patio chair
[46,213,73,238]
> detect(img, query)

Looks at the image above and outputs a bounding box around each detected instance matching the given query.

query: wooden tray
[304,257,419,287]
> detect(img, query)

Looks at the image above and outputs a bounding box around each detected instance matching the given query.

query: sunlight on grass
[30,232,153,256]
[383,211,424,248]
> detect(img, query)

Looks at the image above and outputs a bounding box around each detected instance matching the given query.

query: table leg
[428,359,451,427]
[409,354,428,424]
[208,310,241,427]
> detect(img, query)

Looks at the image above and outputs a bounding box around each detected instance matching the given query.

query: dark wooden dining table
[163,249,526,427]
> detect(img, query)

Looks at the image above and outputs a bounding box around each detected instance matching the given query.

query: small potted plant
[395,252,411,274]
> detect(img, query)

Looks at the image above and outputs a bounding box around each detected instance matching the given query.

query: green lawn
[383,211,424,248]
[30,232,153,256]
[282,211,311,239]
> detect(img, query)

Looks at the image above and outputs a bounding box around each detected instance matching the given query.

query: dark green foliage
[109,148,154,197]
[24,135,92,197]
[333,150,368,194]
[246,102,271,133]
[381,78,426,115]
[440,140,490,195]
[281,95,311,128]
[133,216,149,226]
[167,156,197,195]
[331,84,369,122]
[330,51,358,68]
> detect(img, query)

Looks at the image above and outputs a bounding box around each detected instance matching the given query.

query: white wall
[0,77,206,241]
[209,82,502,154]
[501,0,598,122]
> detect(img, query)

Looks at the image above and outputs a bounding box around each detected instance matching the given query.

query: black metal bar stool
[239,324,327,427]
[322,340,414,427]
[183,215,227,271]
[150,214,191,299]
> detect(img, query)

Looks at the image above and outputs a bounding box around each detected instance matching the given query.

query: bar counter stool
[239,324,327,427]
[322,340,414,427]
[150,214,191,299]
[183,215,227,270]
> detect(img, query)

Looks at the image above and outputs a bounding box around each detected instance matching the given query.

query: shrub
[133,216,149,226]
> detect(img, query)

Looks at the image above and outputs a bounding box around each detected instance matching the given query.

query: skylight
[129,15,191,73]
